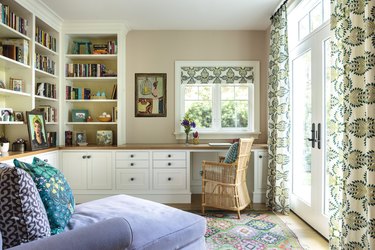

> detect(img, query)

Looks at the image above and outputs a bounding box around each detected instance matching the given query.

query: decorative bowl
[77,142,88,146]
[98,116,112,122]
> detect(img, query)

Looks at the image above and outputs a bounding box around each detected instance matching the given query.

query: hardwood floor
[167,194,328,249]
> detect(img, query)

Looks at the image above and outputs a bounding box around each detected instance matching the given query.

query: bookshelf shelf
[0,22,30,40]
[0,121,24,125]
[66,122,117,125]
[0,88,31,97]
[65,54,117,61]
[46,122,58,125]
[66,99,117,103]
[0,55,30,69]
[35,68,58,79]
[65,77,117,81]
[35,42,58,57]
[35,95,58,102]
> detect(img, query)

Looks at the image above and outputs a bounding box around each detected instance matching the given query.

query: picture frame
[96,130,113,146]
[0,80,6,89]
[71,109,89,122]
[0,108,13,122]
[73,131,87,146]
[14,111,24,122]
[10,78,23,92]
[135,73,167,117]
[26,110,48,151]
[47,131,57,147]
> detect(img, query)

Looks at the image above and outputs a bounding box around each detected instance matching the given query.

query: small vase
[185,133,189,145]
[0,142,10,153]
[193,137,199,145]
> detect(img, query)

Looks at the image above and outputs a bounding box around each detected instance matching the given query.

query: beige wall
[126,30,268,144]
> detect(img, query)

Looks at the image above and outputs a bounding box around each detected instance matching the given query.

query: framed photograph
[47,131,57,147]
[0,108,13,122]
[96,130,113,146]
[65,131,73,146]
[71,109,89,122]
[26,110,48,151]
[135,73,167,117]
[0,80,6,89]
[73,131,86,146]
[10,78,23,92]
[112,106,118,122]
[14,111,24,122]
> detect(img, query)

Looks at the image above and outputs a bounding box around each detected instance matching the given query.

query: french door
[290,23,329,238]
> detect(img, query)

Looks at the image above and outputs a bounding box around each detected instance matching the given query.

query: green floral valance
[180,66,254,84]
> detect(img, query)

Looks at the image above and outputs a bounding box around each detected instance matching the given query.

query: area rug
[199,211,304,250]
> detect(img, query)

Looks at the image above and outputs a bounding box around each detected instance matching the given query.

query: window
[175,61,260,139]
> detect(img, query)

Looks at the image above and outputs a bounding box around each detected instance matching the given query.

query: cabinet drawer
[153,169,186,190]
[116,160,149,169]
[115,169,149,190]
[116,151,149,160]
[153,160,186,169]
[152,151,186,160]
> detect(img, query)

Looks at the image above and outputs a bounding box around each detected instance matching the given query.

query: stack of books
[36,82,57,98]
[1,39,29,64]
[37,105,57,122]
[35,53,55,74]
[65,86,91,100]
[0,3,28,35]
[35,26,57,52]
[65,63,107,77]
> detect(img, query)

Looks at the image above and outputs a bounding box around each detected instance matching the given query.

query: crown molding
[62,20,130,35]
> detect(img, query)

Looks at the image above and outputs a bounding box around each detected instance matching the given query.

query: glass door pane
[324,38,331,215]
[292,50,312,204]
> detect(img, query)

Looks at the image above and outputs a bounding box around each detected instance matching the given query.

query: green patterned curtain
[329,0,375,248]
[266,3,290,214]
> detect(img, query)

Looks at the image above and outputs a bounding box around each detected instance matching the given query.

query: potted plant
[0,134,10,153]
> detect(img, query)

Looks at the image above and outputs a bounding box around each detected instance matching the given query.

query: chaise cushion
[224,142,239,163]
[67,195,206,249]
[14,157,75,235]
[0,163,51,249]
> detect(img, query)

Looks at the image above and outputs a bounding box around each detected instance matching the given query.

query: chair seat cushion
[224,142,239,163]
[0,164,51,248]
[14,157,75,235]
[67,195,206,249]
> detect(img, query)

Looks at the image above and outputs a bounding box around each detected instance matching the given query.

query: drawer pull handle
[82,156,87,159]
[130,154,134,158]
[259,155,263,159]
[87,155,91,159]
[168,162,171,166]
[130,163,134,166]
[130,177,135,181]
[168,177,172,181]
[168,154,171,158]
[44,159,48,162]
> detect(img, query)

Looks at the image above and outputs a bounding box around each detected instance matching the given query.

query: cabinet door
[35,151,59,169]
[61,152,87,190]
[252,150,268,203]
[87,151,112,190]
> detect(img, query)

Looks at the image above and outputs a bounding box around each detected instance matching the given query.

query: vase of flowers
[192,131,199,145]
[181,116,196,144]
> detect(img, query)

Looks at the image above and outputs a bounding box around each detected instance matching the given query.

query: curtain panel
[329,0,375,248]
[266,3,291,214]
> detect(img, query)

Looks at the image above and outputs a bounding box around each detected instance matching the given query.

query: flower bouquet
[181,116,196,144]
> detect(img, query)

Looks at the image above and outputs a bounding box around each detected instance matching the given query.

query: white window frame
[174,61,260,140]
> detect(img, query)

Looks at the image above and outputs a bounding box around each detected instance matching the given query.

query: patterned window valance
[180,66,254,84]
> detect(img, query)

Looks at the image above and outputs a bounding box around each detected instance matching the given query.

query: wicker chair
[201,138,254,219]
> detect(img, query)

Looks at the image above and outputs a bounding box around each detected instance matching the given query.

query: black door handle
[307,123,316,148]
[316,123,321,149]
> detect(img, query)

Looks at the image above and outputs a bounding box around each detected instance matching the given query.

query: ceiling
[40,0,281,30]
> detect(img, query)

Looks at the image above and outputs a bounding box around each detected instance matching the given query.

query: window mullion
[212,84,220,130]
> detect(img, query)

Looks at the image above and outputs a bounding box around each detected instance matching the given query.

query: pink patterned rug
[199,211,304,249]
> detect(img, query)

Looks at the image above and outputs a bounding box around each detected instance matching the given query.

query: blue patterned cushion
[224,142,239,163]
[0,163,51,248]
[13,157,75,235]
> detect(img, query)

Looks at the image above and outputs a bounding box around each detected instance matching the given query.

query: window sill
[174,131,261,140]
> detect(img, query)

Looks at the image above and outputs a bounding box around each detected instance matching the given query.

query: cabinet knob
[43,159,48,162]
[168,177,172,181]
[82,155,87,159]
[130,163,134,166]
[168,162,171,166]
[259,155,263,159]
[130,177,135,181]
[87,155,91,159]
[130,154,134,158]
[168,154,171,158]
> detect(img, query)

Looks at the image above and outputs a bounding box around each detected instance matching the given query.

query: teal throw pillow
[13,157,75,235]
[224,142,239,163]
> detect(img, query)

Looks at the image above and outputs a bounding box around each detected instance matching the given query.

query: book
[1,39,29,64]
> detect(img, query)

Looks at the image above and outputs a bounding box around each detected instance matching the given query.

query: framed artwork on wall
[135,73,167,117]
[26,110,48,151]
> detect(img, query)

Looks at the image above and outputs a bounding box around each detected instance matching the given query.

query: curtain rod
[270,0,288,20]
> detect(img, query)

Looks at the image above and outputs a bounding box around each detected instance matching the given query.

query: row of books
[36,105,57,122]
[35,26,57,52]
[35,53,56,75]
[0,3,29,35]
[65,63,106,77]
[65,86,91,100]
[36,82,57,99]
[0,38,29,64]
[92,41,117,54]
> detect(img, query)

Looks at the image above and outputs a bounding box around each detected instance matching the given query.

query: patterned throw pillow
[0,163,51,248]
[224,142,239,163]
[14,157,75,235]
